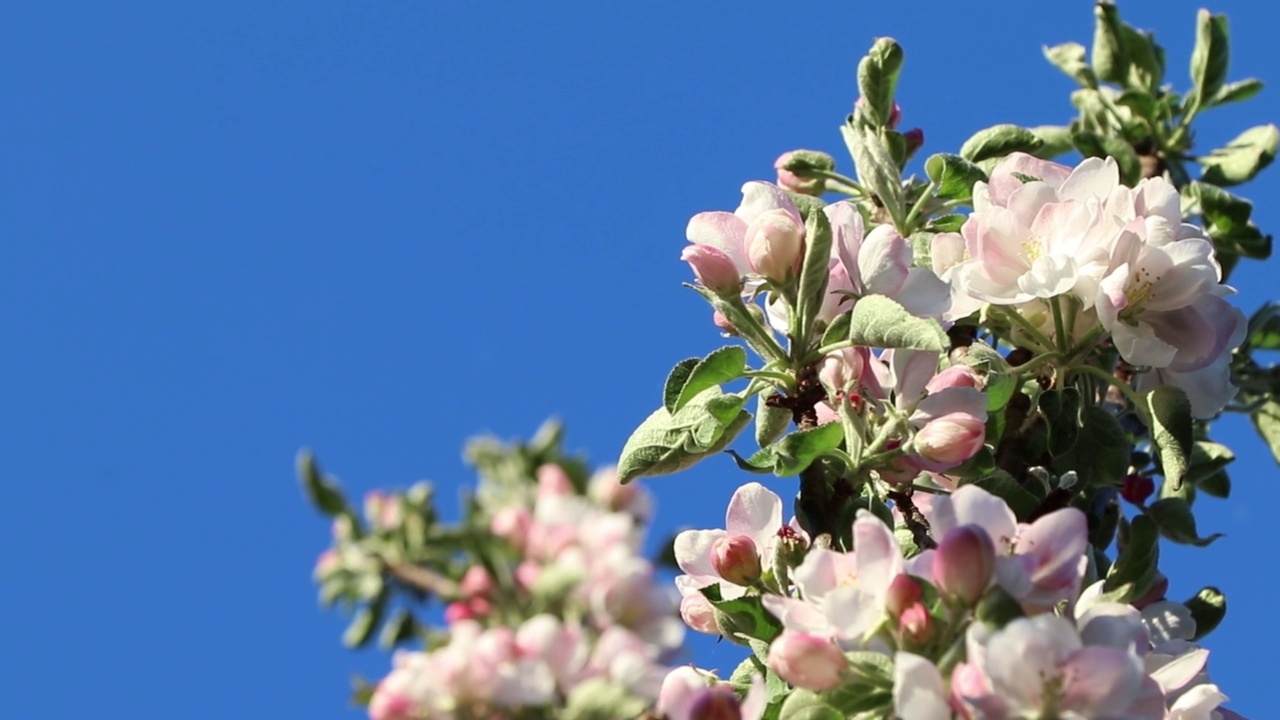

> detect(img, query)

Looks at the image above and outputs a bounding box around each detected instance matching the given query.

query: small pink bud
[885,573,923,617]
[460,566,494,598]
[902,128,925,156]
[515,560,541,591]
[913,412,986,467]
[711,534,762,586]
[712,310,738,335]
[444,601,474,624]
[924,365,982,394]
[745,209,804,284]
[1121,474,1155,505]
[687,687,744,720]
[767,630,846,691]
[466,596,492,619]
[899,602,933,645]
[681,245,743,296]
[774,150,834,196]
[1133,572,1169,610]
[818,347,866,396]
[680,593,720,635]
[490,506,532,549]
[933,525,995,606]
[368,685,416,720]
[313,549,340,580]
[536,464,574,497]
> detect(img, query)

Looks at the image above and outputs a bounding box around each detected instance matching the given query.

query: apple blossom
[933,525,996,606]
[767,630,847,691]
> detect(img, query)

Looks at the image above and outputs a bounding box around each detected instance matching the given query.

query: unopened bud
[745,209,805,284]
[774,150,836,196]
[490,506,533,550]
[1133,572,1169,610]
[460,566,494,598]
[933,525,995,606]
[899,601,933,645]
[902,128,925,158]
[712,310,738,335]
[444,601,474,624]
[536,463,574,497]
[680,593,720,635]
[682,245,743,296]
[818,347,866,396]
[924,365,982,394]
[767,630,846,691]
[1120,474,1155,505]
[913,412,986,468]
[885,573,923,617]
[711,534,762,586]
[687,687,743,720]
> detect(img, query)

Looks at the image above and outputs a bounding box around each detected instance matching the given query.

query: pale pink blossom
[657,667,767,720]
[767,630,846,690]
[685,181,803,288]
[673,482,785,601]
[893,652,950,720]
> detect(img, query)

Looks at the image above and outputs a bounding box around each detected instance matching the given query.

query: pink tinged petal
[1112,320,1180,369]
[893,652,951,720]
[988,152,1073,202]
[761,595,833,636]
[1017,253,1078,299]
[931,232,966,278]
[792,547,857,599]
[1058,156,1119,202]
[673,529,728,576]
[725,482,784,552]
[852,510,905,597]
[1059,645,1146,712]
[972,207,1033,283]
[1019,508,1089,589]
[657,666,711,719]
[1150,647,1210,695]
[1142,600,1197,645]
[767,630,847,691]
[891,349,941,410]
[1096,263,1130,328]
[953,261,1033,306]
[985,615,1081,708]
[896,267,953,319]
[858,225,911,296]
[1152,356,1238,419]
[826,200,866,285]
[931,485,1018,552]
[736,181,802,225]
[681,245,742,295]
[1005,180,1061,228]
[1136,176,1182,225]
[687,211,749,271]
[1076,603,1147,651]
[1170,683,1229,717]
[817,260,855,323]
[820,585,883,641]
[1145,238,1219,310]
[913,386,987,424]
[738,675,769,720]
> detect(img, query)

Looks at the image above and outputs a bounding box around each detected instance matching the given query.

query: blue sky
[3,1,1278,717]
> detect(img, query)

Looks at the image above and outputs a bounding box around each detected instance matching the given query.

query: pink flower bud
[767,630,846,691]
[466,596,492,619]
[913,412,986,467]
[885,573,923,617]
[818,347,866,396]
[924,365,982,394]
[368,685,415,720]
[680,593,720,635]
[933,525,995,606]
[313,549,340,580]
[902,128,924,156]
[773,150,833,196]
[515,560,541,591]
[712,310,738,335]
[537,463,574,497]
[745,209,804,284]
[490,506,532,549]
[1133,572,1169,609]
[711,534,762,586]
[681,245,743,296]
[899,601,933,645]
[444,601,474,624]
[687,687,744,720]
[1121,474,1155,505]
[460,566,494,598]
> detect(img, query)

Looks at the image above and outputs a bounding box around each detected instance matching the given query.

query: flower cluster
[670,483,1234,720]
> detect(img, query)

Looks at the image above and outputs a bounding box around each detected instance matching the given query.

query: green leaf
[349,676,375,708]
[1250,399,1280,465]
[1189,9,1230,110]
[1146,497,1223,546]
[1186,440,1234,486]
[926,214,966,232]
[702,584,783,645]
[924,153,987,202]
[662,357,699,413]
[841,123,905,225]
[1072,130,1141,186]
[755,388,792,447]
[1246,302,1280,350]
[820,310,852,348]
[1198,470,1231,499]
[1181,181,1253,229]
[1185,586,1226,640]
[342,602,383,648]
[617,388,751,482]
[1210,78,1264,107]
[672,346,748,412]
[1043,42,1096,87]
[1144,387,1193,492]
[1200,124,1279,186]
[1091,2,1129,85]
[1059,405,1130,487]
[769,422,845,476]
[297,450,353,520]
[959,124,1045,163]
[1122,26,1163,90]
[779,691,844,720]
[563,679,651,720]
[1101,514,1159,603]
[856,37,904,128]
[378,608,418,650]
[1028,125,1075,159]
[847,294,948,351]
[796,208,834,344]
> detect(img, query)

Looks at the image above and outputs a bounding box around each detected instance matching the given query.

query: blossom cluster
[667,483,1234,719]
